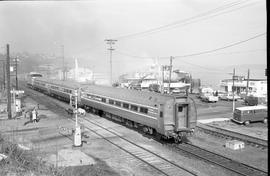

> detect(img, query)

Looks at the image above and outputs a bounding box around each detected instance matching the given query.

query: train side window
[101,98,106,103]
[160,111,163,118]
[109,99,114,105]
[140,107,148,114]
[115,101,121,107]
[178,106,183,112]
[123,103,129,109]
[87,94,92,98]
[130,105,138,111]
[52,86,59,90]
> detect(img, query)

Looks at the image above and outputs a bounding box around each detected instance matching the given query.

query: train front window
[178,106,183,112]
[31,74,42,77]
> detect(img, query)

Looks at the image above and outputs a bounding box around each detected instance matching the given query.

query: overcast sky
[0,0,267,85]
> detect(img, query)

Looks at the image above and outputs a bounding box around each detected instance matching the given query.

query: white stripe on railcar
[82,97,157,120]
[82,92,159,110]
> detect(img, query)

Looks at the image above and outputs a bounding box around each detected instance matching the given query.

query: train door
[175,103,189,130]
[157,104,165,133]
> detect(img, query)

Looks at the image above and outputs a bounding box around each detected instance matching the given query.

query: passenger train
[27,77,197,143]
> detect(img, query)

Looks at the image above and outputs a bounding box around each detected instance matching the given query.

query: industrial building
[220,77,267,97]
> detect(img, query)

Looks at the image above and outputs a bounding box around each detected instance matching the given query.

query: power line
[115,50,154,59]
[113,0,257,40]
[137,1,259,39]
[198,48,266,56]
[112,32,265,73]
[172,32,266,59]
[115,47,266,61]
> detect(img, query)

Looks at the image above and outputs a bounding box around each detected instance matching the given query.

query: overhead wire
[114,32,266,61]
[113,0,257,40]
[114,50,154,59]
[172,32,266,59]
[113,32,265,74]
[75,0,261,58]
[136,1,260,39]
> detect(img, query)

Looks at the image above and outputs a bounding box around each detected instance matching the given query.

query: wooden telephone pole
[168,56,173,94]
[232,68,235,112]
[6,44,12,119]
[105,39,117,86]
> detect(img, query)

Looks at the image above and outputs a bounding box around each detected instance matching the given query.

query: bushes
[0,135,62,176]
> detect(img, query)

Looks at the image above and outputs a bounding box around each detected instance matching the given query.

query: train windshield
[30,73,42,77]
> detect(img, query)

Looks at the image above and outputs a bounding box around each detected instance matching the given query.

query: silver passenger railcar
[31,78,197,142]
[81,85,197,142]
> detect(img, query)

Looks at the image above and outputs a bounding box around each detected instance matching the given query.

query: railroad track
[174,143,267,176]
[81,117,268,176]
[196,123,267,149]
[76,117,198,176]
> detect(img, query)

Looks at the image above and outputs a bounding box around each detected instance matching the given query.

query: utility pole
[3,61,5,90]
[105,39,117,86]
[73,89,81,147]
[232,68,235,112]
[161,65,164,94]
[15,56,18,90]
[6,44,12,119]
[61,45,65,81]
[168,56,173,94]
[246,69,250,96]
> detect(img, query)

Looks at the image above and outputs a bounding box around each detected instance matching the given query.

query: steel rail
[175,143,267,176]
[196,123,267,148]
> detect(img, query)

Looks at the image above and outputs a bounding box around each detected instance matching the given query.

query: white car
[201,94,218,102]
[220,94,241,101]
[207,95,219,102]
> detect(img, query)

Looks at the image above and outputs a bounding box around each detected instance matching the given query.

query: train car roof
[34,78,81,89]
[83,85,186,107]
[33,78,188,106]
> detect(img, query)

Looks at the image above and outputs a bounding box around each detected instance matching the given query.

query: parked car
[201,94,218,103]
[217,91,227,98]
[244,95,267,106]
[220,94,241,101]
[148,84,160,93]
